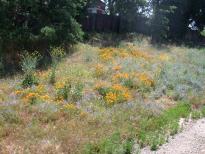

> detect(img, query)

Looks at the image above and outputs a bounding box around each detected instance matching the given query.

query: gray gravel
[141,118,205,154]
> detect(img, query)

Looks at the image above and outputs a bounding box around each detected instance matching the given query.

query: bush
[192,110,201,119]
[55,81,84,101]
[49,47,66,84]
[40,26,56,41]
[0,0,85,65]
[21,51,41,88]
[84,132,134,154]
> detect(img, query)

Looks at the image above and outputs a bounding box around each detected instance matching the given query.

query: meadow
[0,36,205,153]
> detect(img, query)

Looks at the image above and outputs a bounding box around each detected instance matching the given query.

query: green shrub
[202,106,205,117]
[84,132,134,154]
[192,110,201,119]
[49,67,56,85]
[0,0,85,56]
[138,103,191,150]
[40,26,56,41]
[56,82,71,101]
[21,51,41,88]
[200,27,205,37]
[49,47,66,84]
[70,82,84,102]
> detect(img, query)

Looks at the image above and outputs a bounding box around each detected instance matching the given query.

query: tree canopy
[0,0,86,55]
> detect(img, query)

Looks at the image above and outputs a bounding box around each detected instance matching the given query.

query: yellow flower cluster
[112,73,129,81]
[15,84,51,104]
[95,83,132,105]
[99,48,114,61]
[112,84,126,91]
[105,92,117,105]
[23,92,38,103]
[63,103,77,110]
[55,81,65,89]
[136,73,154,87]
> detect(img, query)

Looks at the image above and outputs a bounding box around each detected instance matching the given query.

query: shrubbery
[21,51,41,88]
[0,0,85,69]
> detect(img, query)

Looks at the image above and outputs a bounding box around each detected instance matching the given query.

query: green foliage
[138,103,191,150]
[56,81,84,101]
[192,110,201,119]
[201,27,205,37]
[49,47,66,84]
[70,82,84,102]
[50,47,66,66]
[40,26,56,41]
[56,82,71,101]
[21,51,41,88]
[84,132,134,154]
[0,0,85,57]
[202,106,205,117]
[49,67,56,85]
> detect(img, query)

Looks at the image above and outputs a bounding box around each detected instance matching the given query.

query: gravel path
[141,118,205,154]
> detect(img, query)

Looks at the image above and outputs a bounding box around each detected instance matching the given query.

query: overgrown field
[0,37,205,153]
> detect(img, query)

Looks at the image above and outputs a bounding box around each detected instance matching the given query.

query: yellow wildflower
[137,73,154,87]
[40,95,50,101]
[105,92,117,105]
[112,84,125,91]
[15,90,23,95]
[64,103,77,110]
[112,65,122,71]
[159,53,170,61]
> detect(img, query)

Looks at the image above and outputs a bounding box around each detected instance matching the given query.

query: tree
[151,0,205,41]
[0,0,86,56]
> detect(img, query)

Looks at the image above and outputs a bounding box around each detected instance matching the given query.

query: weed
[192,110,202,119]
[84,132,134,154]
[21,51,41,88]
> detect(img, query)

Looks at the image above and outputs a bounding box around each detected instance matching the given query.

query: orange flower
[112,65,122,71]
[105,92,117,105]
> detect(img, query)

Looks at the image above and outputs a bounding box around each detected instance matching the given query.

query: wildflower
[159,53,170,61]
[137,73,154,87]
[36,85,45,93]
[40,95,50,101]
[55,81,65,89]
[15,90,23,95]
[112,84,125,91]
[112,73,129,81]
[64,103,77,110]
[105,92,117,105]
[112,65,122,71]
[99,48,115,61]
[123,92,132,100]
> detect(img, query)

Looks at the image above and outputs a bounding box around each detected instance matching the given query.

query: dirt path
[141,118,205,154]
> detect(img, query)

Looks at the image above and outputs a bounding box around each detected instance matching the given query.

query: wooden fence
[80,14,121,33]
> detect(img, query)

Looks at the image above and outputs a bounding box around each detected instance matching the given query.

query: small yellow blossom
[112,65,122,71]
[159,53,170,61]
[15,90,23,95]
[105,92,117,105]
[64,103,77,110]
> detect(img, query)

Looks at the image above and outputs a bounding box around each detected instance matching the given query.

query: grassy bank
[0,36,205,153]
